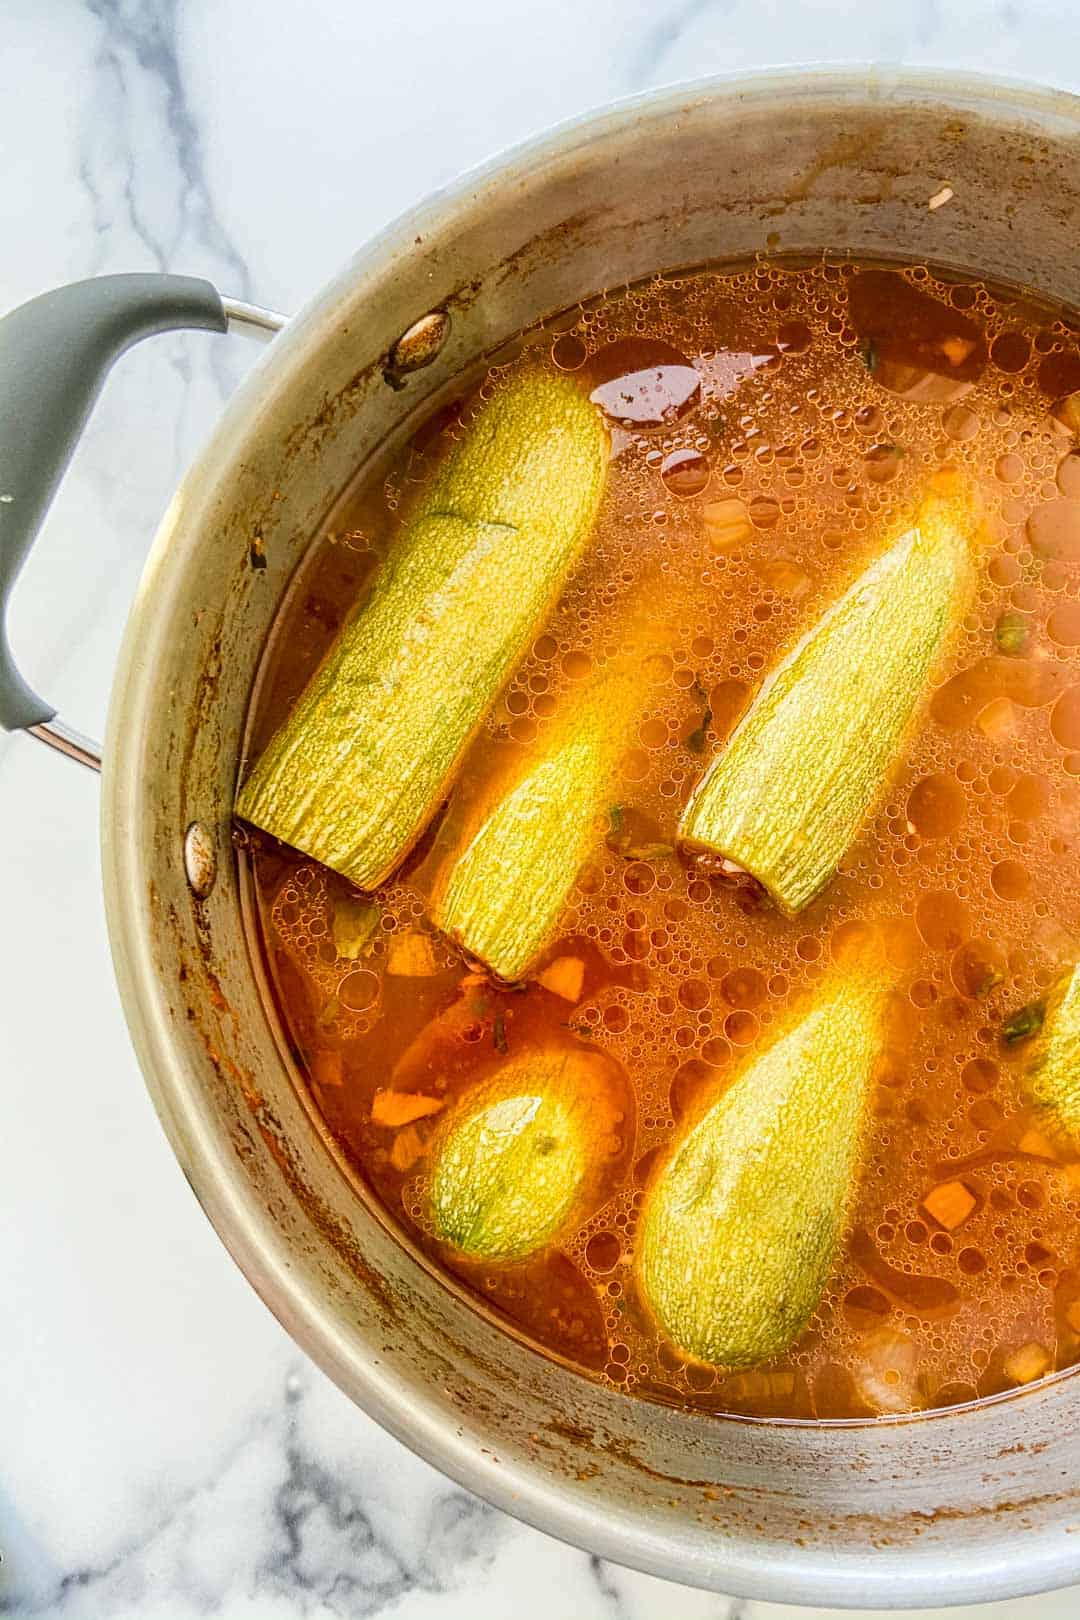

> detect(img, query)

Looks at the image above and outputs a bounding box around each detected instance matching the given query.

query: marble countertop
[4,2,1080,1616]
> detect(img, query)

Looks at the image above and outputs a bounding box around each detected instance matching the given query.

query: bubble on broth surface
[551,333,587,371]
[660,448,711,497]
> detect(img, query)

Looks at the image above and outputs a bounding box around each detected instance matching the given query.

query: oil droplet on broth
[991,859,1031,901]
[1048,602,1080,648]
[1057,453,1080,499]
[551,333,587,371]
[944,403,980,441]
[1028,499,1080,562]
[243,255,1080,1422]
[907,773,966,838]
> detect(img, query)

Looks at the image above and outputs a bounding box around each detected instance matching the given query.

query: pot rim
[103,66,1080,1609]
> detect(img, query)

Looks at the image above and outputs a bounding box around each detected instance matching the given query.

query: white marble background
[4,1,1080,1616]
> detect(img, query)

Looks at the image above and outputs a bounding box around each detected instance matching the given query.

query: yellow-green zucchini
[1024,964,1080,1150]
[638,970,886,1368]
[432,676,630,980]
[429,1050,599,1259]
[236,369,608,889]
[678,484,976,915]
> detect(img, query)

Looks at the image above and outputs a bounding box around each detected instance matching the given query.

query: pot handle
[0,273,287,769]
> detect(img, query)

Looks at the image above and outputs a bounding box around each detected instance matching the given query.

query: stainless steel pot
[5,68,1080,1611]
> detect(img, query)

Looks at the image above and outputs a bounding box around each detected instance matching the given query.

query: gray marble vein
[1,1396,270,1615]
[81,0,253,300]
[1,1367,504,1618]
[586,1554,746,1620]
[259,1375,501,1615]
[626,0,736,89]
[77,0,255,433]
[588,1552,626,1615]
[0,0,260,764]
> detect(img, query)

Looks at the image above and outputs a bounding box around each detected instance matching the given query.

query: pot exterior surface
[102,70,1080,1608]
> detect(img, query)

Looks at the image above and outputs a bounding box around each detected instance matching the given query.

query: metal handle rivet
[385,310,451,387]
[184,821,217,899]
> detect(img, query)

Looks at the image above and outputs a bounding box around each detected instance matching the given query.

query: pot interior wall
[103,72,1080,1607]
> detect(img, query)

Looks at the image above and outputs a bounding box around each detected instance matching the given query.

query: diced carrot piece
[703,498,752,554]
[390,1125,428,1173]
[1019,1127,1058,1161]
[1065,1300,1080,1335]
[1004,1341,1051,1385]
[977,697,1018,738]
[922,1179,977,1231]
[755,557,813,599]
[386,930,439,976]
[310,1049,344,1088]
[538,955,586,1003]
[940,336,976,366]
[389,986,493,1088]
[371,1089,444,1127]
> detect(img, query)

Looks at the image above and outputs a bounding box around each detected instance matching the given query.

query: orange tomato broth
[239,258,1080,1418]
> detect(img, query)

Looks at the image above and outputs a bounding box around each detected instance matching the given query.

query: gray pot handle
[0,273,286,768]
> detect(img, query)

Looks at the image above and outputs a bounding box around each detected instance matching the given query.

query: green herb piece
[995,610,1030,657]
[975,965,1005,1000]
[606,803,672,861]
[493,1013,509,1054]
[331,895,380,960]
[1002,999,1046,1046]
[861,338,880,374]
